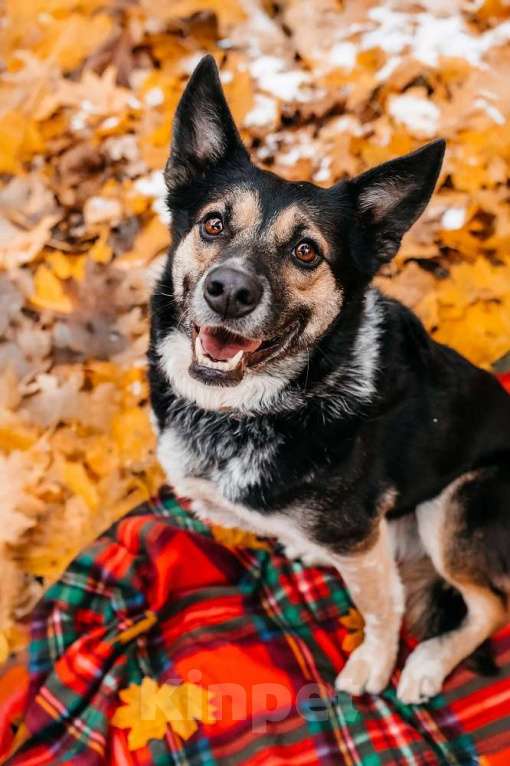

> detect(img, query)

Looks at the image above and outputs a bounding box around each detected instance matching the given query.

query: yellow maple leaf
[112,678,168,751]
[156,683,214,740]
[112,677,216,750]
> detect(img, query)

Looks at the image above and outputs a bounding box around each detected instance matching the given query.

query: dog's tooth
[229,349,244,368]
[215,349,244,371]
[194,335,245,371]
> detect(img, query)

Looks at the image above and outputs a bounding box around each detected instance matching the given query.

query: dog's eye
[292,240,321,268]
[202,213,224,238]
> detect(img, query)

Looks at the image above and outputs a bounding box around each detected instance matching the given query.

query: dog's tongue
[199,326,262,361]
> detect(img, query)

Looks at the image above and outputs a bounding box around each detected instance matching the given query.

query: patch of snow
[84,196,122,226]
[70,112,88,132]
[329,115,364,136]
[313,157,332,184]
[249,56,312,102]
[361,7,510,69]
[144,87,165,107]
[127,95,142,110]
[328,42,358,71]
[134,170,170,224]
[388,94,440,138]
[376,56,401,83]
[244,94,278,128]
[278,142,316,167]
[441,207,466,230]
[181,53,205,75]
[81,99,99,114]
[104,134,139,163]
[100,116,120,130]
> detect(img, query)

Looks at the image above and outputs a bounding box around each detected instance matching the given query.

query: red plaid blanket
[2,491,510,765]
[2,373,510,766]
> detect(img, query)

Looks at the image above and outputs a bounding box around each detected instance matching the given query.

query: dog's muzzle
[203,265,263,319]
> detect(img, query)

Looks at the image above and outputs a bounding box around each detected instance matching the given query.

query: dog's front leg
[333,518,404,695]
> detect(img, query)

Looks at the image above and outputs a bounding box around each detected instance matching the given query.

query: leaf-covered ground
[1,0,510,656]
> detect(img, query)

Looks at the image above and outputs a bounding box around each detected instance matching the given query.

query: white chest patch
[156,424,328,561]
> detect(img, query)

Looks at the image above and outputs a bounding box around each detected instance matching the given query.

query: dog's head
[152,55,444,411]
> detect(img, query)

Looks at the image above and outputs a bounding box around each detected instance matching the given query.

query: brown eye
[292,240,320,267]
[203,214,224,237]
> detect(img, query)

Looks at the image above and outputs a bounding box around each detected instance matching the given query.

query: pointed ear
[348,140,445,274]
[165,55,248,193]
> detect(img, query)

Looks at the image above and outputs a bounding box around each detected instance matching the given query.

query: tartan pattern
[3,488,510,766]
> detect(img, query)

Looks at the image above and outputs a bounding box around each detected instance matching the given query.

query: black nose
[203,266,263,319]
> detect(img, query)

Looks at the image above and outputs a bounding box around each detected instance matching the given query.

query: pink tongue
[199,327,262,361]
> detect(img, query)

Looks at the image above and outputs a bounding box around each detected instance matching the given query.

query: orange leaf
[30,265,73,313]
[211,525,271,550]
[341,631,364,653]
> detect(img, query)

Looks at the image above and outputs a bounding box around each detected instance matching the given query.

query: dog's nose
[203,266,263,318]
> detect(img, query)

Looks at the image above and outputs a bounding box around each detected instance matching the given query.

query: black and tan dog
[149,56,510,704]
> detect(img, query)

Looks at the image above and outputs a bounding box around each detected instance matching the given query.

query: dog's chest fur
[158,400,274,513]
[155,398,330,554]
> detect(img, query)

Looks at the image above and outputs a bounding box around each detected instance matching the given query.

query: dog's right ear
[346,140,445,275]
[165,55,248,193]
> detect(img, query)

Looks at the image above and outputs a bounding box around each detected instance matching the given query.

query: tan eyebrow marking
[197,188,261,231]
[197,199,228,220]
[268,203,330,256]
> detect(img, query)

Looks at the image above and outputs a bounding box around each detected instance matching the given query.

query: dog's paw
[397,641,445,705]
[335,641,396,696]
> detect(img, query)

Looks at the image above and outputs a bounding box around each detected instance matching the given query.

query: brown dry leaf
[0,215,58,269]
[143,0,247,34]
[117,216,169,267]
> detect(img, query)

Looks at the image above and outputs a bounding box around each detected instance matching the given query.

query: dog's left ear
[347,140,445,274]
[165,55,248,193]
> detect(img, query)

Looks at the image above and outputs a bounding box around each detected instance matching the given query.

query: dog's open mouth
[189,323,296,385]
